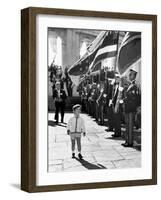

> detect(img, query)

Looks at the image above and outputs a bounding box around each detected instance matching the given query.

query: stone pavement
[48,113,141,173]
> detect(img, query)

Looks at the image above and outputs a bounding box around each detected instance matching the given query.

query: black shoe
[105,128,113,132]
[112,134,121,138]
[78,153,83,160]
[72,153,75,158]
[121,142,133,147]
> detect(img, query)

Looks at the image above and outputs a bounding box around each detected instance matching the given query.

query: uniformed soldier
[109,73,123,137]
[52,81,67,123]
[86,82,92,114]
[90,83,97,118]
[122,68,140,147]
[105,78,114,131]
[80,82,87,112]
[95,84,101,122]
[83,82,88,113]
[97,84,105,125]
[87,83,94,116]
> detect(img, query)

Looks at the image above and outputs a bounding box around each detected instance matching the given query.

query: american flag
[90,31,119,73]
[68,31,107,76]
[116,31,141,75]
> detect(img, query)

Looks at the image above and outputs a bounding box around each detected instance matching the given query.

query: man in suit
[53,81,67,123]
[122,69,139,147]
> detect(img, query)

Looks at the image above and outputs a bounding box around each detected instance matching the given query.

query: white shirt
[67,116,86,133]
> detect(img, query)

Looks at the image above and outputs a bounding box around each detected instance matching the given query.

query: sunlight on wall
[48,36,62,66]
[80,41,87,58]
[55,37,62,66]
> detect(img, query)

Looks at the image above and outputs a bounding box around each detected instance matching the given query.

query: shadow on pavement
[75,157,106,170]
[105,136,124,141]
[134,145,141,151]
[48,120,67,128]
[105,136,141,151]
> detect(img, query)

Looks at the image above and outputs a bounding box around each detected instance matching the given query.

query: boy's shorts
[70,132,81,140]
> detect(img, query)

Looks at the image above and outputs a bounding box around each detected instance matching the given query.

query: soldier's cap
[115,72,120,78]
[55,81,60,85]
[129,69,137,74]
[72,104,81,111]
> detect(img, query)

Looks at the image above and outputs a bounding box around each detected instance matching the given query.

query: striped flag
[90,31,119,73]
[116,32,141,75]
[68,31,107,76]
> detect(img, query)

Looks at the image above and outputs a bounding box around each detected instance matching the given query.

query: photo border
[21,7,157,192]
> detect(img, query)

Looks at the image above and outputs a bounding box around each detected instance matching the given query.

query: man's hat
[129,63,139,74]
[72,104,81,111]
[55,81,60,85]
[129,68,137,74]
[115,71,120,78]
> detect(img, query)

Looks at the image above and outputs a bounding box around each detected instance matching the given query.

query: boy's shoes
[72,153,75,158]
[78,153,83,160]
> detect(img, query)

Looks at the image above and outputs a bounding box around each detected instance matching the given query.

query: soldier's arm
[64,90,67,99]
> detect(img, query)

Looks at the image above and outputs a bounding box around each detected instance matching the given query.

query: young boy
[67,104,86,160]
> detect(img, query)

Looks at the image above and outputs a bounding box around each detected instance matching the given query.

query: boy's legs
[71,138,75,153]
[76,137,81,153]
[76,137,83,159]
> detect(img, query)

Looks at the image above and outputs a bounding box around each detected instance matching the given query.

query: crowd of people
[78,68,141,147]
[49,63,73,97]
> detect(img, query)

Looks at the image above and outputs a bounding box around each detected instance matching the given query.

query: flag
[90,31,119,73]
[116,32,141,75]
[68,31,107,76]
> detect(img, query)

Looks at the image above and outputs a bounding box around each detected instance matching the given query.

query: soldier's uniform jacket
[81,87,88,100]
[95,86,101,102]
[52,89,67,103]
[98,81,112,106]
[123,80,140,113]
[87,86,93,101]
[86,84,91,98]
[112,83,120,107]
[91,88,98,102]
[97,88,106,105]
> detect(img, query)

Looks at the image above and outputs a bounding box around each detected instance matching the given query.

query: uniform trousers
[55,101,65,122]
[125,112,135,145]
[107,106,114,130]
[107,106,121,135]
